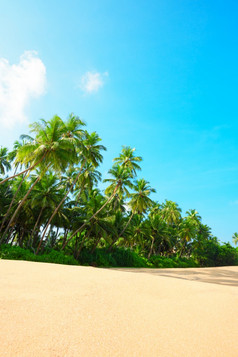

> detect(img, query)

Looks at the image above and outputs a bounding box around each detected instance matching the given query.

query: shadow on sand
[113,267,238,287]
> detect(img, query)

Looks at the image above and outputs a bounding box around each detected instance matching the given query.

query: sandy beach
[1,260,238,357]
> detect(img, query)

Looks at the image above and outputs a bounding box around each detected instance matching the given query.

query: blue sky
[0,0,238,243]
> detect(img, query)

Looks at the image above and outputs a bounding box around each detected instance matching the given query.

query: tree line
[0,114,237,267]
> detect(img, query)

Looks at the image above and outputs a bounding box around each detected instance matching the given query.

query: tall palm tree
[62,164,133,249]
[178,217,198,257]
[119,178,156,237]
[232,232,238,246]
[147,213,170,258]
[37,131,106,253]
[0,147,11,176]
[1,115,76,241]
[161,200,182,226]
[113,146,142,176]
[29,171,63,240]
[0,115,77,185]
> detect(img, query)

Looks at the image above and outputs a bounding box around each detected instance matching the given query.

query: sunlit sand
[1,260,238,356]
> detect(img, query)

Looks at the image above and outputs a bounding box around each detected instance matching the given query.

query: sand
[0,260,238,357]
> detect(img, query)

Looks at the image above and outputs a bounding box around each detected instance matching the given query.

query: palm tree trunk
[107,214,134,252]
[36,160,87,254]
[119,213,134,237]
[31,206,44,240]
[0,153,47,185]
[91,235,101,254]
[179,240,186,258]
[0,172,27,233]
[62,185,119,250]
[75,228,93,259]
[0,176,41,245]
[148,236,155,259]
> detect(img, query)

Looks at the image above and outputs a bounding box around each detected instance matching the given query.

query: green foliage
[78,247,147,268]
[0,245,78,265]
[109,248,148,267]
[149,255,198,268]
[1,115,237,269]
[193,240,238,267]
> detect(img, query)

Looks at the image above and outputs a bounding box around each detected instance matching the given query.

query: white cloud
[80,71,108,94]
[0,51,46,128]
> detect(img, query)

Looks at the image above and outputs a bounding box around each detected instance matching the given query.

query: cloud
[80,71,108,94]
[0,51,46,128]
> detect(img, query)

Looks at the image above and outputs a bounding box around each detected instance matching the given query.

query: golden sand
[0,260,238,356]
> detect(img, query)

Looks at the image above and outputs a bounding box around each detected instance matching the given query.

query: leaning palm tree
[62,164,133,249]
[119,178,156,237]
[0,147,11,176]
[1,115,76,241]
[29,171,63,240]
[36,130,106,253]
[0,115,78,185]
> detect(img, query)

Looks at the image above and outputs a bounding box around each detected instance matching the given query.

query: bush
[0,245,78,266]
[148,255,198,268]
[215,243,238,266]
[193,240,238,267]
[78,247,147,268]
[0,245,36,261]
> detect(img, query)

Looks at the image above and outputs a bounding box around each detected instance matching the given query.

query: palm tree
[147,213,170,258]
[62,164,133,249]
[37,131,106,253]
[0,147,11,176]
[1,115,77,242]
[74,163,102,200]
[178,217,198,257]
[113,146,142,176]
[119,178,156,237]
[161,200,182,226]
[0,115,78,185]
[29,172,63,241]
[232,232,238,246]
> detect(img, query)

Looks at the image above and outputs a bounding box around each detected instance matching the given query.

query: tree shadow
[113,267,238,287]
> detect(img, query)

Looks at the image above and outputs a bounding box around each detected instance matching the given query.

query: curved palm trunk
[107,214,134,252]
[36,160,87,254]
[75,227,93,259]
[62,185,119,250]
[0,172,27,233]
[31,206,44,240]
[148,236,155,259]
[0,176,41,245]
[91,234,102,254]
[119,213,134,237]
[0,153,47,185]
[179,240,187,258]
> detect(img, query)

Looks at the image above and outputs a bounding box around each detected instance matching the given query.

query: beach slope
[0,260,238,356]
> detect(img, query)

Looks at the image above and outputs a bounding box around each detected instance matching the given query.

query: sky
[0,0,238,244]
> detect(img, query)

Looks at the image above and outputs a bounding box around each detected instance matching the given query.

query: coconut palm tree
[232,232,238,246]
[113,146,142,176]
[37,131,106,253]
[161,200,182,226]
[29,171,63,241]
[1,115,77,241]
[62,164,133,249]
[119,178,156,238]
[178,217,198,257]
[0,147,11,176]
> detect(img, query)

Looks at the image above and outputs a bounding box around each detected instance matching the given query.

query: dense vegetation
[1,114,238,268]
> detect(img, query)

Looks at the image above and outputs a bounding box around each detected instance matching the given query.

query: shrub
[78,247,147,267]
[0,245,78,266]
[149,255,198,268]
